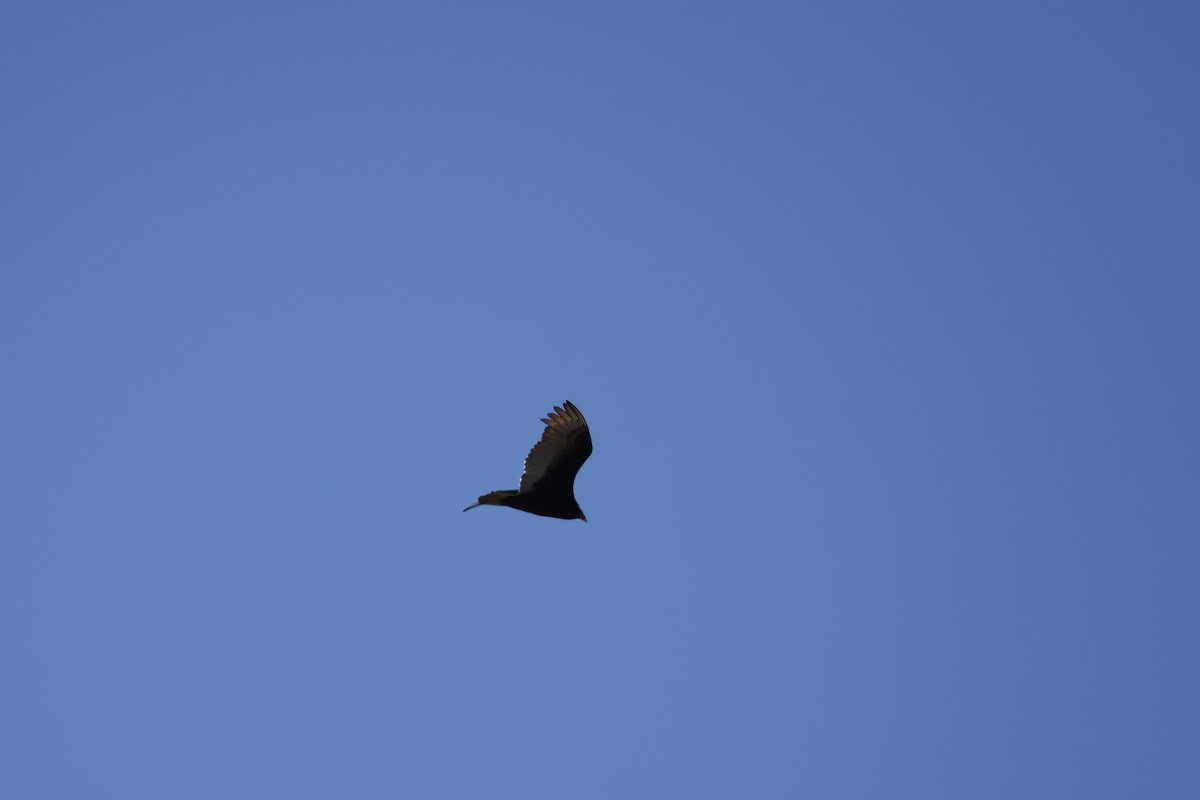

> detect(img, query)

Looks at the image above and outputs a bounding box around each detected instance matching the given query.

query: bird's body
[463,401,592,521]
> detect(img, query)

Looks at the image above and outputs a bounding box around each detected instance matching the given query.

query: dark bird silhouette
[463,400,592,521]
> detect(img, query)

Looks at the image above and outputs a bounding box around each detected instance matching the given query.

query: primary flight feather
[463,400,592,521]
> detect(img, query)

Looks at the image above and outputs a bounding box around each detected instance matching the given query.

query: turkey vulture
[463,400,592,521]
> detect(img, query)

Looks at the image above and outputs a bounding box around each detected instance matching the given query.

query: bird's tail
[462,490,519,512]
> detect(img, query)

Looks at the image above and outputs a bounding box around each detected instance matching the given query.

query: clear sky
[3,2,1198,798]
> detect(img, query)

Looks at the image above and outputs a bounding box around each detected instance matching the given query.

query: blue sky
[3,2,1198,797]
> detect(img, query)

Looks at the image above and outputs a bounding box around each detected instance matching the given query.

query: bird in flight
[463,400,592,521]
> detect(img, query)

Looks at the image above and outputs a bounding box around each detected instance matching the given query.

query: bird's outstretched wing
[518,401,593,493]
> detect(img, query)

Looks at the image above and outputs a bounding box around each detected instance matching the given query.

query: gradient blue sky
[3,2,1198,798]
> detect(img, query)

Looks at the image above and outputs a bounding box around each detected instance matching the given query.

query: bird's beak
[581,514,588,523]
